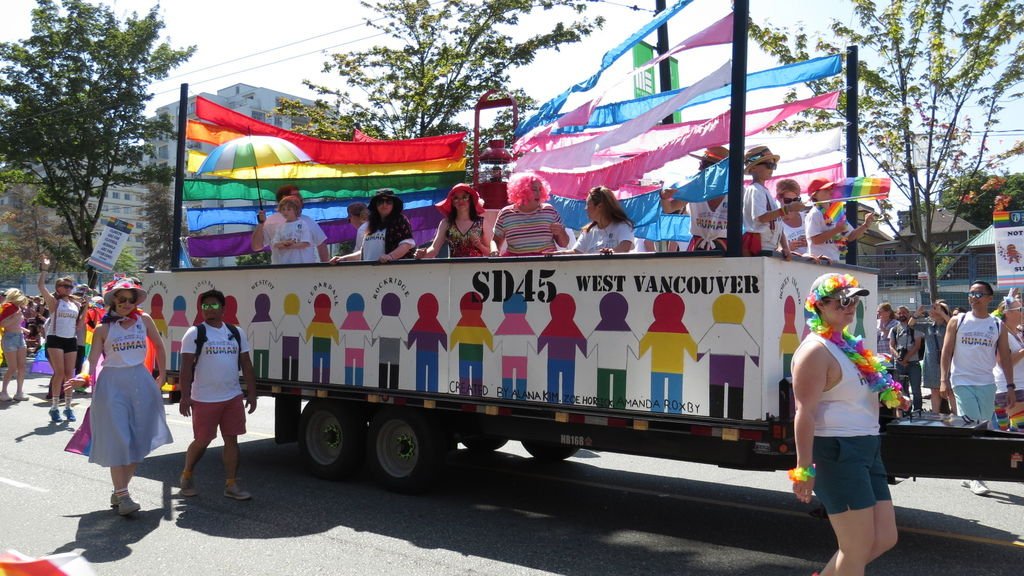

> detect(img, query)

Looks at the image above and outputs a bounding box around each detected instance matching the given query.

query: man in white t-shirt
[178,289,258,501]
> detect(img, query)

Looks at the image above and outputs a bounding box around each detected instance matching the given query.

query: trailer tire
[298,400,366,480]
[368,407,444,494]
[522,441,579,462]
[460,437,508,453]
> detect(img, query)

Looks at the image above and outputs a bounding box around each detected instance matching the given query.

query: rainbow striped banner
[993,211,1024,289]
[830,177,890,201]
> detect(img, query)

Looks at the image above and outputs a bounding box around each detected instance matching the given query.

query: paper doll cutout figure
[340,294,372,386]
[638,293,697,413]
[449,292,493,396]
[168,295,190,371]
[853,299,866,339]
[275,293,306,381]
[224,295,240,325]
[372,293,408,390]
[306,293,340,385]
[149,293,167,337]
[698,294,760,419]
[494,294,534,400]
[779,296,800,379]
[589,293,637,410]
[538,293,587,405]
[406,293,447,392]
[249,293,273,379]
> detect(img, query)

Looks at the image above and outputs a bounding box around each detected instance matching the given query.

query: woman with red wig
[416,183,490,259]
[490,172,569,256]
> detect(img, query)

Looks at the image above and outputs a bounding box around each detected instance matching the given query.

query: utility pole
[655,0,673,125]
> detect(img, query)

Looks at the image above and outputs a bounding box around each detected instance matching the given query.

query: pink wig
[506,172,551,206]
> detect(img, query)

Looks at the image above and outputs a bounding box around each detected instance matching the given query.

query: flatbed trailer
[141,255,1024,493]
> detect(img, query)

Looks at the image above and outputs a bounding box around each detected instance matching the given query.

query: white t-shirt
[804,206,851,262]
[271,218,319,264]
[993,330,1023,393]
[781,219,808,256]
[742,182,782,250]
[572,221,634,253]
[950,312,1001,387]
[354,221,368,252]
[686,199,729,248]
[181,322,251,402]
[360,228,416,261]
[261,213,326,264]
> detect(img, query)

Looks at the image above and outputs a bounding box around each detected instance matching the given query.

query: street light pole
[655,0,674,126]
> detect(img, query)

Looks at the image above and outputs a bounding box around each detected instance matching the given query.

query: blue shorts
[2,330,26,352]
[812,435,891,514]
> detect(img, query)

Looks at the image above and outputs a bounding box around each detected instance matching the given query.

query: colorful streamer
[557,55,842,134]
[183,172,464,202]
[194,157,465,180]
[194,96,466,164]
[830,177,891,201]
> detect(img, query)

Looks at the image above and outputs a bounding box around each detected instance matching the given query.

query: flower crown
[805,273,859,314]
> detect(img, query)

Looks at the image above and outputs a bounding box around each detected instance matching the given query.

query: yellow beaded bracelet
[787,465,816,482]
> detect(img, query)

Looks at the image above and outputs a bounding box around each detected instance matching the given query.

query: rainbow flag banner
[823,201,846,224]
[993,210,1024,288]
[830,177,890,201]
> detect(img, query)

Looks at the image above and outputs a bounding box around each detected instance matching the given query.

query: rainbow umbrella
[197,136,312,208]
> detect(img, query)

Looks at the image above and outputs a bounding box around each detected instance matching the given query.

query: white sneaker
[969,480,990,496]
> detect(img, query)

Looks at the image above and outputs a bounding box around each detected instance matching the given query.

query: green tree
[113,249,138,275]
[0,236,35,279]
[139,182,184,270]
[0,0,194,285]
[939,173,1024,228]
[0,184,78,270]
[751,0,1024,299]
[276,0,601,139]
[235,252,271,266]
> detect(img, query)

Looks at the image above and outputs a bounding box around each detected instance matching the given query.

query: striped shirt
[494,204,563,256]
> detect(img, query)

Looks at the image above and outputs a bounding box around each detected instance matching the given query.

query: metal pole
[655,0,673,125]
[725,0,749,257]
[171,83,188,270]
[845,46,860,265]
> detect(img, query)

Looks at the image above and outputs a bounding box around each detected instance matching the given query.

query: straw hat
[743,146,780,173]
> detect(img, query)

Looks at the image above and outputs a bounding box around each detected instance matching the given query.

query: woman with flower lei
[791,273,907,575]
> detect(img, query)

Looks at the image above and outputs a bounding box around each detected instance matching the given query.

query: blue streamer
[516,0,696,137]
[548,190,663,233]
[668,160,729,203]
[554,55,842,134]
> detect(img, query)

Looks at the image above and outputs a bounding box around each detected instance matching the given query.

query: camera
[896,347,908,361]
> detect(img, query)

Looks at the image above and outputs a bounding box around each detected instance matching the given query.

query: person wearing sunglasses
[331,189,416,264]
[36,256,84,422]
[940,281,1014,496]
[416,183,491,259]
[776,179,809,257]
[178,289,258,502]
[791,273,903,575]
[804,178,876,265]
[72,278,171,516]
[741,146,806,258]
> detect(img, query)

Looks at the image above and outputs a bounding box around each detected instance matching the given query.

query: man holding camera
[890,305,924,411]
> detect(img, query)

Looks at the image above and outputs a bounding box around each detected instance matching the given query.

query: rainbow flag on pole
[830,177,891,201]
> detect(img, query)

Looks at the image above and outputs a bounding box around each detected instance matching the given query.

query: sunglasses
[761,162,778,170]
[114,296,136,305]
[780,197,799,204]
[823,295,860,309]
[378,198,394,205]
[56,284,73,289]
[451,195,470,201]
[201,303,222,310]
[967,291,992,298]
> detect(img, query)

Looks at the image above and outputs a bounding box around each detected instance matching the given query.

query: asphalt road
[2,374,1022,575]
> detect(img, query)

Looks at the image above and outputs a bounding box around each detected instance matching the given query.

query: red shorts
[191,395,247,442]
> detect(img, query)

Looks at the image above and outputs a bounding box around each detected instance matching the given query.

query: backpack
[192,322,241,376]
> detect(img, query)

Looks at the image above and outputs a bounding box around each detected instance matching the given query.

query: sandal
[13,394,28,402]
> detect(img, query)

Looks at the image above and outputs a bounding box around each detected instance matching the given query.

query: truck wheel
[298,400,366,480]
[368,407,444,494]
[460,437,508,453]
[522,441,579,462]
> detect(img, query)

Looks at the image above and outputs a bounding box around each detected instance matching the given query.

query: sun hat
[369,188,404,213]
[743,145,781,173]
[102,277,147,308]
[435,183,485,217]
[688,146,729,169]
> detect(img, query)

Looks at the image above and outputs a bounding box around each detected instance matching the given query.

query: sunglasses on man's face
[201,303,222,310]
[823,295,860,309]
[967,291,992,298]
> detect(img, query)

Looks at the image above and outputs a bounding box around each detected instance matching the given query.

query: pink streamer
[530,92,841,198]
